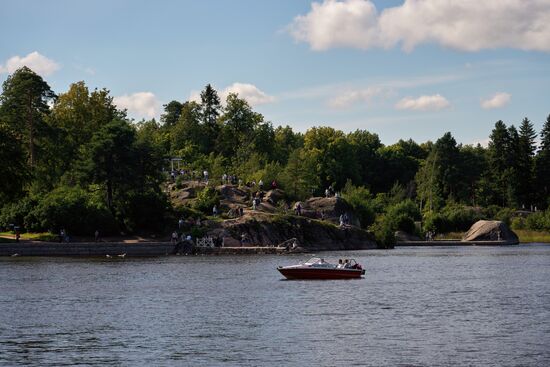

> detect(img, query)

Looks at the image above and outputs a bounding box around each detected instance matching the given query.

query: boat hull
[278,266,365,280]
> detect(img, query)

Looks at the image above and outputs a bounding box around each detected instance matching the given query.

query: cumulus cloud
[328,86,391,108]
[114,92,160,119]
[222,83,275,106]
[395,94,450,111]
[481,92,511,109]
[288,0,550,52]
[189,83,275,106]
[0,51,60,76]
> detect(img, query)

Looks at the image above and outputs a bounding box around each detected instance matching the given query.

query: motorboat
[277,257,365,279]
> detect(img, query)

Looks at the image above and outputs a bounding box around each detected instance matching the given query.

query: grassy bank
[0,231,57,242]
[435,230,550,243]
[514,230,550,243]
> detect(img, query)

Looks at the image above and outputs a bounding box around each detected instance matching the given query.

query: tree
[160,100,183,127]
[517,117,537,207]
[0,123,29,204]
[0,66,56,169]
[77,118,164,229]
[280,149,319,200]
[487,120,511,206]
[535,115,550,208]
[199,84,221,152]
[217,93,263,158]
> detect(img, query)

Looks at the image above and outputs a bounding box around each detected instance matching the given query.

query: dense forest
[1,67,549,242]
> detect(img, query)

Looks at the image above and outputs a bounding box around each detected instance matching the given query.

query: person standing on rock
[259,179,264,190]
[171,231,178,245]
[213,205,218,216]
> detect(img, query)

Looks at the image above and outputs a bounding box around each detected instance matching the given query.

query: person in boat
[343,259,350,268]
[337,259,344,268]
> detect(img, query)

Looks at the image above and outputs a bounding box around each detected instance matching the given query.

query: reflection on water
[1,244,550,366]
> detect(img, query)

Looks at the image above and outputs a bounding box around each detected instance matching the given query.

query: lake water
[1,244,549,366]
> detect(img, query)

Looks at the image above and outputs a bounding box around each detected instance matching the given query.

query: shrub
[524,210,550,231]
[387,199,421,221]
[341,181,375,228]
[370,214,395,248]
[0,197,38,231]
[494,207,515,226]
[30,186,117,235]
[511,217,526,230]
[192,187,220,214]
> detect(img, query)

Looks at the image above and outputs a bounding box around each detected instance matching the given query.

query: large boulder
[462,220,519,244]
[214,212,379,250]
[300,197,359,226]
[264,189,285,205]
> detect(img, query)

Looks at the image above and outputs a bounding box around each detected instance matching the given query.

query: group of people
[336,259,355,269]
[171,230,193,245]
[425,231,436,241]
[339,213,350,227]
[325,186,342,199]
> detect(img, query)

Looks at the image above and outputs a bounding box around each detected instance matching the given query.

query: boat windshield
[303,257,322,265]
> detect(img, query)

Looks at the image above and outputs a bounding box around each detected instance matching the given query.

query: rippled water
[1,244,550,366]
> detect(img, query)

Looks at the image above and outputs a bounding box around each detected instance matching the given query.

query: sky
[1,0,550,146]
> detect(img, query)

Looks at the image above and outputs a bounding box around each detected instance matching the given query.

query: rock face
[395,230,421,242]
[462,220,519,244]
[300,197,360,226]
[208,212,379,251]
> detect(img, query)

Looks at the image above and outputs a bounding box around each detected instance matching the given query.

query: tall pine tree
[535,115,550,208]
[517,117,537,207]
[0,67,56,169]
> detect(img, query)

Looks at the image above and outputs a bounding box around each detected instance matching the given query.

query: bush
[423,204,483,234]
[494,207,515,226]
[341,181,375,228]
[511,217,526,230]
[30,186,117,235]
[387,199,421,221]
[175,175,185,189]
[193,187,220,214]
[0,197,38,231]
[370,214,395,248]
[524,210,550,231]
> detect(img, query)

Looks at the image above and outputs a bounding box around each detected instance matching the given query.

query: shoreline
[395,239,520,246]
[0,240,310,257]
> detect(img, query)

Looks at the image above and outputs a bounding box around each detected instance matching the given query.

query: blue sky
[1,0,549,146]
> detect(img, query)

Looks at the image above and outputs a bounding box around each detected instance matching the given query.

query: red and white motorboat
[277,257,365,280]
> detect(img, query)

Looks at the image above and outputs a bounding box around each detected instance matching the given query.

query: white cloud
[288,0,550,52]
[0,51,60,76]
[395,94,450,111]
[328,86,391,108]
[189,83,275,106]
[470,138,490,147]
[114,92,160,119]
[481,92,511,109]
[221,83,275,106]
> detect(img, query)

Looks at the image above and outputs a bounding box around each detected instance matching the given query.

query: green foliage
[523,211,550,231]
[370,215,395,248]
[192,187,220,214]
[423,204,483,233]
[0,196,38,230]
[387,199,421,221]
[28,186,117,235]
[341,180,375,227]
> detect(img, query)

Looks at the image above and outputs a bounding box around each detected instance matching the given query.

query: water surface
[1,244,549,366]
